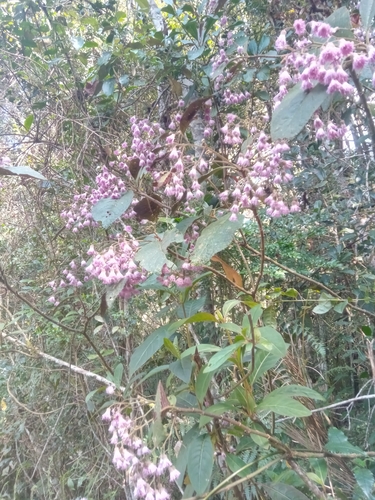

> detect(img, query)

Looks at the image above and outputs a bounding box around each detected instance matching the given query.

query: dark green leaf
[102,78,115,96]
[325,428,365,455]
[169,357,192,383]
[361,0,375,31]
[188,46,205,60]
[199,401,235,426]
[191,213,244,264]
[187,434,214,494]
[354,468,375,498]
[262,483,310,500]
[203,341,244,373]
[129,320,185,376]
[257,395,312,417]
[176,297,206,319]
[113,363,123,386]
[195,367,213,404]
[271,83,327,141]
[135,240,172,273]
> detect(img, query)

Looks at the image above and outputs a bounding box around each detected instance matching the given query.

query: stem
[252,209,265,299]
[288,459,328,500]
[349,68,375,158]
[240,236,375,320]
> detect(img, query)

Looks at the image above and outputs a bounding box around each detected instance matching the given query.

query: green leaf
[191,213,244,264]
[24,114,34,131]
[176,297,206,319]
[135,0,149,9]
[91,191,134,229]
[133,365,170,386]
[226,454,253,478]
[119,74,129,86]
[0,165,46,180]
[184,312,216,323]
[249,422,270,448]
[333,300,348,313]
[195,367,213,404]
[360,0,375,31]
[262,483,310,500]
[175,425,200,487]
[97,51,111,65]
[188,46,205,60]
[113,363,123,386]
[354,468,375,498]
[72,36,85,50]
[223,299,241,318]
[199,402,235,427]
[283,288,298,298]
[102,78,115,96]
[326,6,353,37]
[250,304,263,324]
[176,215,199,235]
[181,344,221,358]
[169,357,192,383]
[325,428,365,455]
[310,458,327,486]
[136,240,172,273]
[105,279,127,310]
[203,341,244,373]
[257,395,312,417]
[271,83,327,141]
[265,384,325,401]
[129,320,185,376]
[164,338,180,359]
[258,326,288,358]
[176,391,198,408]
[187,434,214,494]
[313,301,333,314]
[249,350,280,384]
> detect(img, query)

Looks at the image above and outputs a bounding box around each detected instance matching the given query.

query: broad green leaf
[257,395,312,417]
[164,338,181,359]
[133,365,169,386]
[136,241,172,273]
[360,0,375,31]
[259,326,288,358]
[226,454,253,478]
[223,299,241,318]
[184,312,216,323]
[188,46,205,60]
[113,363,123,386]
[249,422,270,448]
[271,83,327,141]
[181,344,221,358]
[326,6,353,37]
[97,51,111,65]
[313,301,333,314]
[219,322,242,334]
[175,425,200,487]
[262,483,310,500]
[91,191,134,229]
[249,350,280,384]
[325,428,365,455]
[176,296,206,319]
[102,78,115,96]
[72,36,85,50]
[129,320,185,376]
[333,300,348,313]
[203,341,244,373]
[191,213,244,264]
[266,384,325,401]
[354,468,375,498]
[199,402,235,427]
[135,0,149,9]
[250,304,263,324]
[283,288,298,298]
[187,434,214,494]
[24,114,34,131]
[169,357,192,383]
[176,391,198,408]
[0,165,46,180]
[195,367,214,404]
[176,215,199,235]
[310,458,327,486]
[306,472,325,486]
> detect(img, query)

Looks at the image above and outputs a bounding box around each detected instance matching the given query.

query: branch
[241,237,375,319]
[1,333,122,390]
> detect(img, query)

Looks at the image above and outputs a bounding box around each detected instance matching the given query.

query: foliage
[0,0,375,499]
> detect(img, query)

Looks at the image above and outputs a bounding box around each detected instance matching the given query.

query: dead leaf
[180,96,213,134]
[133,195,162,221]
[211,255,243,288]
[127,158,141,179]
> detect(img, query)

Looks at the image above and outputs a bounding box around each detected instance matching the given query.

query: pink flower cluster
[157,261,202,288]
[218,116,299,219]
[274,20,375,106]
[313,116,347,141]
[102,406,180,500]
